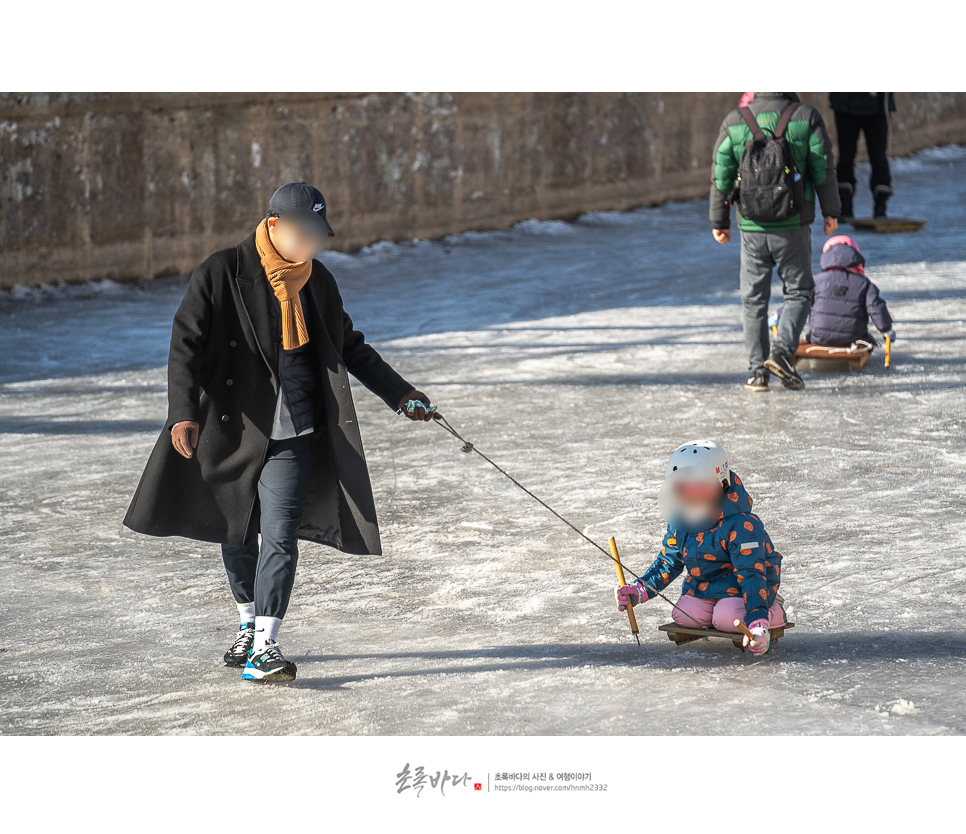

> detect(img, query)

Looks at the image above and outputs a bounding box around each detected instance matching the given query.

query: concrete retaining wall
[2,92,965,288]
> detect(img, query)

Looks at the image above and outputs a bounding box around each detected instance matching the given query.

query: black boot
[873,185,892,218]
[839,184,854,220]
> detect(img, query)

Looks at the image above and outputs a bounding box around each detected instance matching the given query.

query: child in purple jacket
[807,235,897,347]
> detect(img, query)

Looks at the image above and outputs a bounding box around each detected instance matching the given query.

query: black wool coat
[123,232,413,555]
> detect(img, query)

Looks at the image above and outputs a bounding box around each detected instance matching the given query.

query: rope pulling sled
[423,406,710,634]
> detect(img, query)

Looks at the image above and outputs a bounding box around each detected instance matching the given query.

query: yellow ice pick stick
[610,536,640,646]
[885,335,891,369]
[733,619,755,641]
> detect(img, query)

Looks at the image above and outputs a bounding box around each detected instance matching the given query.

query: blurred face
[266,216,327,263]
[672,481,723,515]
[658,479,724,532]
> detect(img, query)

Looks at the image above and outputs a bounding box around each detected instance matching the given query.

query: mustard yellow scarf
[255,219,312,350]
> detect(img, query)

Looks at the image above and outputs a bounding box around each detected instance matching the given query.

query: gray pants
[221,435,314,619]
[739,227,814,373]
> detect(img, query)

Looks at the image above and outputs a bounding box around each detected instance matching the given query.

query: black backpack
[731,103,805,223]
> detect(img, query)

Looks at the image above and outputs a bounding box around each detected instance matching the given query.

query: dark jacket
[829,93,896,117]
[710,92,840,232]
[123,232,413,555]
[638,473,781,626]
[808,242,893,346]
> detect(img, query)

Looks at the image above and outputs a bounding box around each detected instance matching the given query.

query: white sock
[236,602,255,627]
[253,616,282,651]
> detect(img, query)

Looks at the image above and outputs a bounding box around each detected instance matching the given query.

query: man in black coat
[124,182,434,683]
[829,93,896,219]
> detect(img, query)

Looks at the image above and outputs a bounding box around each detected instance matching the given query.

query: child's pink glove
[742,619,771,656]
[615,582,649,612]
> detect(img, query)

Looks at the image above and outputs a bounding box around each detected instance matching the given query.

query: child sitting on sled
[806,235,896,348]
[616,441,785,656]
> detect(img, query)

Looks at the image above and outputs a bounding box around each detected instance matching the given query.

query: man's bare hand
[712,228,731,245]
[824,216,839,236]
[172,421,200,459]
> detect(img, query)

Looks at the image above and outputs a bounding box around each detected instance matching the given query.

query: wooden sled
[793,341,874,371]
[849,217,926,233]
[658,621,795,651]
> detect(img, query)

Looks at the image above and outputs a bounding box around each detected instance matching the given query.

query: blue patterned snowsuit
[639,472,782,626]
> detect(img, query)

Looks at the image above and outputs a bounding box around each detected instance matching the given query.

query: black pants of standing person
[220,435,314,619]
[835,111,892,195]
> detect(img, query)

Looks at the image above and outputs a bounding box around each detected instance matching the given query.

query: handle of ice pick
[733,619,755,641]
[610,537,640,643]
[885,336,891,369]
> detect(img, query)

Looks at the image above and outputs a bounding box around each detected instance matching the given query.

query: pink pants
[671,595,786,632]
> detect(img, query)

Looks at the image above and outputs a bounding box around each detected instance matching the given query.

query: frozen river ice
[1,147,965,735]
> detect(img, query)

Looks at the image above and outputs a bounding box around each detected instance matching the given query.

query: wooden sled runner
[849,217,926,233]
[658,621,795,650]
[793,341,874,370]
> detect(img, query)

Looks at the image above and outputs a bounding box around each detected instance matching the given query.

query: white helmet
[664,440,731,489]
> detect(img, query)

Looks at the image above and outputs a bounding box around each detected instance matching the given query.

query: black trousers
[835,111,892,193]
[220,435,314,619]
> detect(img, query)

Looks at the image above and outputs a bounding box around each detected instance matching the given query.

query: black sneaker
[242,640,297,683]
[764,351,805,390]
[744,370,770,392]
[223,622,255,667]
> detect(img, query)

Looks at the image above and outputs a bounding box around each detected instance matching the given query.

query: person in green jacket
[710,92,841,392]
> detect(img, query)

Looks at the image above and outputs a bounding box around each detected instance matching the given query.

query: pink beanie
[823,234,862,254]
[822,234,865,274]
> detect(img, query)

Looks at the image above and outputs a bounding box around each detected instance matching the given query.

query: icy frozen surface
[1,149,965,735]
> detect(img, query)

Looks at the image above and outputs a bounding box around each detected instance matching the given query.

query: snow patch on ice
[575,210,644,228]
[883,699,923,716]
[512,218,577,236]
[0,278,131,302]
[350,239,412,260]
[890,144,966,172]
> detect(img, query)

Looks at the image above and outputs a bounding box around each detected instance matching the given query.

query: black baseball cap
[268,181,335,238]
